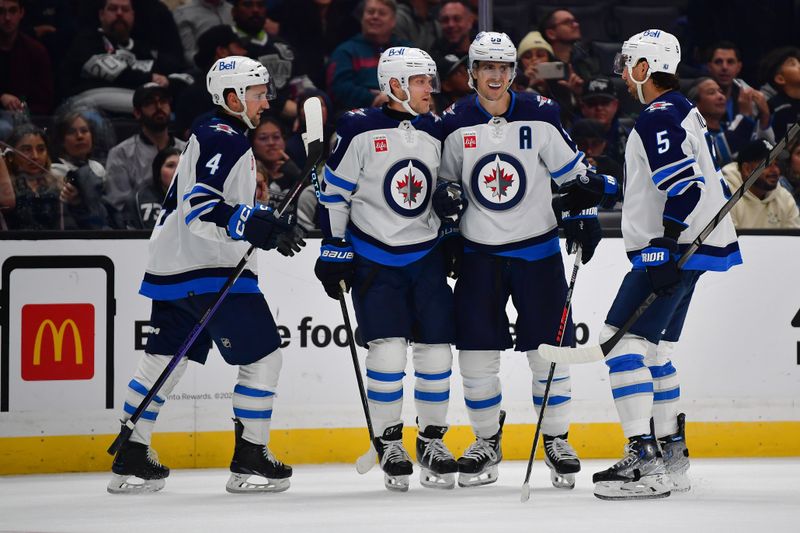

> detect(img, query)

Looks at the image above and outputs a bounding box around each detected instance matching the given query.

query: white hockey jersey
[439,91,588,260]
[319,107,442,267]
[139,113,261,300]
[623,90,742,272]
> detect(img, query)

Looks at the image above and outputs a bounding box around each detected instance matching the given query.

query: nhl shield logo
[383,158,433,217]
[470,152,526,211]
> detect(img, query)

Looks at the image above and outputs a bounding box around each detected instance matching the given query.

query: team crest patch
[646,101,673,112]
[211,123,237,135]
[373,135,388,153]
[463,131,477,149]
[470,152,526,211]
[383,159,433,217]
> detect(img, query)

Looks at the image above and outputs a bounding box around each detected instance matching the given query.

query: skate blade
[594,475,671,500]
[107,474,165,494]
[384,474,410,492]
[549,471,576,490]
[420,469,455,490]
[226,472,290,493]
[457,465,498,488]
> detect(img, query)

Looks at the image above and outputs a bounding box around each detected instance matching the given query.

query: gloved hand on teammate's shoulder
[438,221,463,280]
[642,237,681,296]
[314,238,355,299]
[432,181,467,219]
[276,222,307,257]
[227,204,292,251]
[557,170,619,212]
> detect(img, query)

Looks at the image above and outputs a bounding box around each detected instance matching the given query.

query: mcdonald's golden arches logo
[21,304,94,381]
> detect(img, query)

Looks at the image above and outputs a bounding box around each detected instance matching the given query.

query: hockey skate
[416,425,458,490]
[226,419,292,493]
[659,413,690,492]
[593,435,671,500]
[457,410,505,488]
[374,424,413,491]
[107,439,169,494]
[543,433,581,489]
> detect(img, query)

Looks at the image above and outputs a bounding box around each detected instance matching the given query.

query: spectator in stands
[285,89,334,169]
[0,0,54,139]
[395,0,440,52]
[779,138,800,208]
[539,8,599,98]
[432,53,469,113]
[130,0,185,73]
[722,139,800,229]
[104,83,187,214]
[327,0,407,112]
[230,0,306,120]
[17,0,77,68]
[255,159,269,205]
[121,145,179,229]
[429,0,474,58]
[579,77,631,166]
[705,42,769,128]
[251,116,301,214]
[688,77,771,167]
[761,47,800,141]
[174,0,233,68]
[0,145,13,211]
[174,24,247,138]
[49,107,111,229]
[59,0,183,115]
[2,124,78,230]
[570,118,622,186]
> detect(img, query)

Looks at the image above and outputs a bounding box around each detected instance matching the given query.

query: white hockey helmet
[467,31,517,90]
[207,56,276,129]
[378,47,440,116]
[613,29,680,103]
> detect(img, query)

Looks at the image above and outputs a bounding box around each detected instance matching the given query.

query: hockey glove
[314,238,355,299]
[227,204,292,251]
[558,170,619,212]
[642,237,680,296]
[432,181,467,219]
[276,223,307,257]
[439,221,463,280]
[560,207,602,264]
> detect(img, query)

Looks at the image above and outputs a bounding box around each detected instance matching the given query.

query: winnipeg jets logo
[383,158,432,217]
[346,108,367,117]
[211,123,237,135]
[646,101,673,112]
[470,153,526,211]
[536,95,553,107]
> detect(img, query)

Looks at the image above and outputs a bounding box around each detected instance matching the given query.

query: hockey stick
[520,246,582,502]
[539,122,800,365]
[107,97,324,456]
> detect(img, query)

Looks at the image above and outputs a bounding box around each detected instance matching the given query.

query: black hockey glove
[560,208,602,264]
[227,204,292,251]
[314,238,355,299]
[558,170,620,212]
[439,222,463,280]
[432,181,467,219]
[642,237,681,296]
[276,223,307,257]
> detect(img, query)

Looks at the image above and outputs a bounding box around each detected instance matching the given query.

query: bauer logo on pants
[21,303,95,381]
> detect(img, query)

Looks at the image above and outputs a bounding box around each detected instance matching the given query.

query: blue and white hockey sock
[601,326,653,438]
[646,341,680,438]
[527,350,571,436]
[459,350,502,438]
[412,343,452,429]
[365,337,407,435]
[234,349,282,446]
[123,353,188,445]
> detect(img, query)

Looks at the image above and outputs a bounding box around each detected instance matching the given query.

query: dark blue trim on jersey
[124,402,158,421]
[184,199,220,225]
[532,395,570,406]
[233,384,275,398]
[366,369,405,382]
[551,151,585,178]
[143,267,258,285]
[667,177,705,197]
[233,408,272,419]
[463,228,560,261]
[367,389,403,402]
[183,183,224,202]
[414,390,450,402]
[346,223,437,267]
[465,393,502,410]
[128,380,165,404]
[140,268,260,300]
[324,167,357,192]
[414,370,452,380]
[652,158,695,188]
[649,363,676,378]
[628,241,742,272]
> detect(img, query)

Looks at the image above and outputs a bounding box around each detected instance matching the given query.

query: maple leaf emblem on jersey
[646,101,673,112]
[483,155,514,200]
[395,161,423,205]
[211,123,237,135]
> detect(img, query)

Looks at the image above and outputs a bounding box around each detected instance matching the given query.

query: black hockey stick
[107,97,325,456]
[520,246,582,502]
[539,122,800,365]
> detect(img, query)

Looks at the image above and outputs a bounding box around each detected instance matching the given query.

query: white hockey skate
[457,410,505,488]
[416,425,458,490]
[659,413,690,492]
[543,433,581,490]
[226,419,292,493]
[107,440,168,494]
[593,435,671,500]
[375,424,413,492]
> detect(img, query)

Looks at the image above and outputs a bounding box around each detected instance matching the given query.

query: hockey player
[583,30,742,500]
[108,56,303,494]
[439,32,613,489]
[314,47,459,491]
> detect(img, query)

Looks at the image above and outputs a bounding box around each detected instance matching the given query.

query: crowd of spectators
[1,0,799,232]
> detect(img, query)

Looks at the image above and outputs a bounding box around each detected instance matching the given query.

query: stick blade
[302,96,324,145]
[355,446,377,474]
[538,343,604,364]
[520,483,531,502]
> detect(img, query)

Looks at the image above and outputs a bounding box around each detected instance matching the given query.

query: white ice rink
[1,458,798,533]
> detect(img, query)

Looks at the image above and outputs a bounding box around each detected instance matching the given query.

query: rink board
[0,235,799,474]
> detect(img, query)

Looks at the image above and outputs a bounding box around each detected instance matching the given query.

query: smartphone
[536,62,567,80]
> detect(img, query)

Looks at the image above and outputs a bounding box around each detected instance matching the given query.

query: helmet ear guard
[207,56,275,129]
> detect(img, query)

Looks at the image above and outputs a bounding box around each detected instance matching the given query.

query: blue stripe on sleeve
[367,389,403,403]
[324,167,357,192]
[550,151,584,178]
[653,387,680,402]
[124,402,158,421]
[184,200,219,225]
[366,369,405,382]
[414,370,452,381]
[532,395,570,406]
[612,382,654,399]
[651,158,695,186]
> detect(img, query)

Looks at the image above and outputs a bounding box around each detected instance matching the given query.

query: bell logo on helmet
[490,36,502,44]
[387,48,406,56]
[643,30,661,38]
[219,60,236,71]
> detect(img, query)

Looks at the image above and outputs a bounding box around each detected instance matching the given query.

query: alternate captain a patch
[470,152,527,211]
[383,158,433,217]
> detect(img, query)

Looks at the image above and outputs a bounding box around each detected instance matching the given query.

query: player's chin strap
[468,71,516,103]
[387,88,418,116]
[219,94,257,129]
[627,64,652,104]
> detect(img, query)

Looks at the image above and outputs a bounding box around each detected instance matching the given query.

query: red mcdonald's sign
[21,304,94,381]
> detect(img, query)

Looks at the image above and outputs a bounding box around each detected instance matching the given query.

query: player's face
[11,133,48,175]
[707,49,741,88]
[474,61,514,101]
[243,84,270,127]
[159,154,179,190]
[62,116,93,160]
[621,60,649,98]
[406,74,435,114]
[695,79,726,118]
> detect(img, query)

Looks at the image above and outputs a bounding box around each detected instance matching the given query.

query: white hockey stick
[538,122,800,365]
